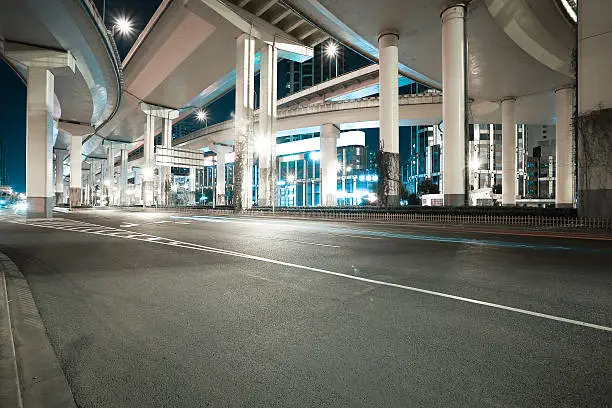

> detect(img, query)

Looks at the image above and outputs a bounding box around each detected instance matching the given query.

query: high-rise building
[284,41,348,95]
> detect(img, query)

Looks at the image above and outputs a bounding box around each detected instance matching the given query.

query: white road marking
[120,223,139,228]
[288,240,339,248]
[338,234,383,240]
[154,220,171,224]
[12,218,612,333]
[173,221,191,225]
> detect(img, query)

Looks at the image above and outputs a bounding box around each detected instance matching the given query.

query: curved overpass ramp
[0,0,122,215]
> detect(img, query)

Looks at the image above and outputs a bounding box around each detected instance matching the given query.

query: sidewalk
[0,252,76,408]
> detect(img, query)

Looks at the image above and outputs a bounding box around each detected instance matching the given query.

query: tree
[417,178,440,196]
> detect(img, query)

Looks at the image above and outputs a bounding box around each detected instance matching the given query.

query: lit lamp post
[195,109,209,127]
[108,15,134,38]
[324,41,339,78]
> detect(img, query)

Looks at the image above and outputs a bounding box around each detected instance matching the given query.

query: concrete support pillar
[69,135,82,207]
[189,167,197,204]
[107,146,114,206]
[501,98,517,206]
[25,68,56,217]
[234,33,255,212]
[55,150,66,205]
[441,4,467,206]
[120,146,128,206]
[213,145,232,205]
[577,0,612,217]
[133,167,142,206]
[160,117,172,206]
[6,45,75,218]
[377,31,400,207]
[143,114,155,206]
[321,124,340,206]
[257,44,278,207]
[556,87,574,208]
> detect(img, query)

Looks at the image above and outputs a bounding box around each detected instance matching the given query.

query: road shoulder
[0,251,76,408]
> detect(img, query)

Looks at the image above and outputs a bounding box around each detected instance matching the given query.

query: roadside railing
[93,205,612,230]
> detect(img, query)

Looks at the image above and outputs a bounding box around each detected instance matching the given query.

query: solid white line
[154,220,171,224]
[17,220,612,333]
[120,223,139,228]
[119,236,612,333]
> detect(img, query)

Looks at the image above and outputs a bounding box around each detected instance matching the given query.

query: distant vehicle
[0,187,15,208]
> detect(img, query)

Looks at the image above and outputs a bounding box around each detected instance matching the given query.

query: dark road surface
[1,208,611,407]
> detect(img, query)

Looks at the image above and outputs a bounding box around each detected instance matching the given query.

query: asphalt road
[0,208,611,407]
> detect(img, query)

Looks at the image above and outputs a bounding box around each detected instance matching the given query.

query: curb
[0,252,77,408]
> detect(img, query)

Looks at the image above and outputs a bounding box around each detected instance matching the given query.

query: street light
[195,109,209,127]
[111,15,134,38]
[324,41,339,78]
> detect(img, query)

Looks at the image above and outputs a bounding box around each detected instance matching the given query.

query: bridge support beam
[321,124,340,206]
[501,98,517,206]
[189,167,197,204]
[120,146,129,206]
[441,4,467,206]
[160,118,173,206]
[55,150,66,205]
[133,167,142,206]
[6,45,76,218]
[234,33,256,212]
[25,68,58,217]
[257,44,278,207]
[106,145,115,206]
[142,114,155,206]
[140,103,179,207]
[555,86,574,208]
[69,135,83,207]
[213,145,233,206]
[378,31,400,207]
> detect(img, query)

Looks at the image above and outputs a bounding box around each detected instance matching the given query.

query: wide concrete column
[6,45,75,217]
[106,146,115,206]
[24,68,56,216]
[69,135,83,207]
[441,4,467,206]
[321,124,340,206]
[578,0,612,217]
[377,31,400,207]
[234,33,256,212]
[257,43,278,207]
[55,149,66,205]
[555,87,574,208]
[160,118,173,206]
[213,144,232,205]
[120,146,128,205]
[501,98,517,206]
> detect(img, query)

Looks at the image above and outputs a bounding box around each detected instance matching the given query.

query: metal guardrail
[98,206,612,230]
